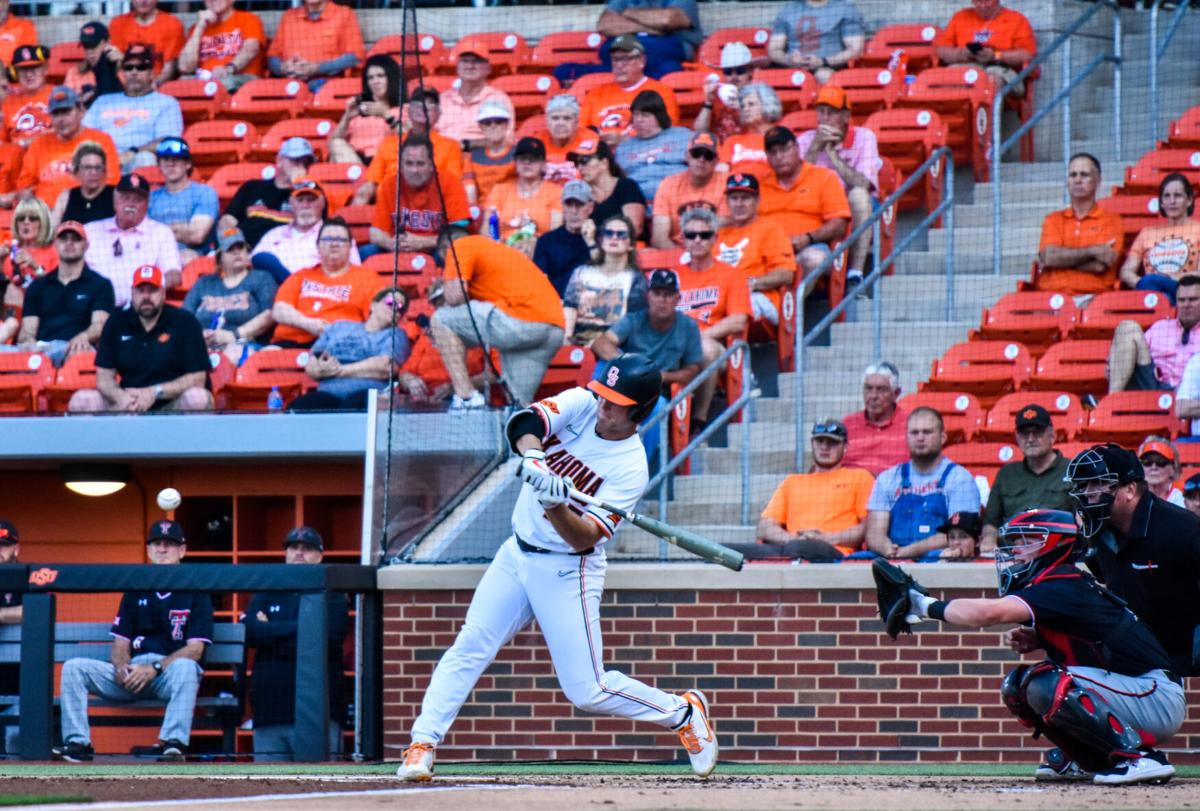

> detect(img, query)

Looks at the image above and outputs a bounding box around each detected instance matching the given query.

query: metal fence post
[1113,8,1122,162]
[945,156,956,321]
[1149,0,1158,146]
[1062,35,1072,190]
[871,220,882,360]
[739,349,752,525]
[793,284,807,474]
[992,90,1002,277]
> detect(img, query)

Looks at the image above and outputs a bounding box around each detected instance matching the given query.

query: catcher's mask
[1064,443,1144,539]
[995,509,1079,596]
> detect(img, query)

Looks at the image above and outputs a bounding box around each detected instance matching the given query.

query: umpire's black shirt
[1087,491,1200,672]
[95,303,209,390]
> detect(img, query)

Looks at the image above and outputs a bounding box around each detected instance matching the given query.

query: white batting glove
[537,475,575,508]
[517,449,553,491]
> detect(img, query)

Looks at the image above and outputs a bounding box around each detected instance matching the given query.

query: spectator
[935,511,981,560]
[650,132,728,249]
[243,527,349,761]
[0,520,18,757]
[485,137,561,254]
[63,23,122,106]
[15,87,119,209]
[435,43,514,147]
[1174,345,1200,436]
[352,87,462,207]
[253,177,359,283]
[579,36,680,133]
[290,286,412,412]
[751,419,872,560]
[616,89,690,203]
[370,135,471,256]
[540,94,588,184]
[271,217,381,349]
[51,141,116,227]
[715,172,795,327]
[1183,473,1200,518]
[840,361,908,475]
[84,173,181,307]
[432,227,564,407]
[11,221,113,367]
[716,83,783,179]
[327,54,403,167]
[694,42,755,140]
[768,0,866,83]
[148,137,218,264]
[1137,436,1185,507]
[562,213,647,346]
[1035,152,1123,294]
[0,0,35,68]
[462,100,515,207]
[532,180,595,298]
[979,404,1072,554]
[796,86,879,287]
[83,44,184,172]
[3,196,58,286]
[673,207,750,431]
[934,0,1036,96]
[1108,274,1200,393]
[267,0,364,92]
[864,406,981,559]
[594,0,701,78]
[3,45,52,149]
[1118,173,1200,302]
[52,520,212,763]
[394,280,489,404]
[177,0,266,93]
[109,0,185,86]
[571,137,646,239]
[182,227,276,363]
[217,137,315,249]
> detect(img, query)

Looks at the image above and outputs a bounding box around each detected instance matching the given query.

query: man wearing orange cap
[436,44,514,147]
[650,131,729,248]
[267,0,363,90]
[3,44,53,149]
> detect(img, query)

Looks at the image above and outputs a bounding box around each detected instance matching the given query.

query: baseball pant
[253,721,343,762]
[410,536,689,745]
[60,654,202,745]
[1067,666,1186,746]
[1,701,16,755]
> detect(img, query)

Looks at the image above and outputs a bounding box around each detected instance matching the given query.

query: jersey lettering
[168,609,191,641]
[544,444,604,496]
[298,279,353,303]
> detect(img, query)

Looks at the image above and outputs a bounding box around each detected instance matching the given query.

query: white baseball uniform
[409,387,690,746]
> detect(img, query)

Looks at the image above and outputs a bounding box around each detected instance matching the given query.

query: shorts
[1130,361,1172,392]
[751,291,778,325]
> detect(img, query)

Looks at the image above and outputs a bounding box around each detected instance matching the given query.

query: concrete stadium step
[892,251,1035,275]
[954,202,1055,229]
[876,277,1019,321]
[701,446,794,476]
[673,474,806,504]
[927,226,1042,253]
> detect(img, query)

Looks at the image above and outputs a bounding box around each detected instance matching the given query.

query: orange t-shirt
[484,179,561,241]
[935,7,1037,55]
[580,76,680,132]
[540,130,588,184]
[760,467,875,556]
[363,130,463,188]
[759,162,852,237]
[18,128,120,206]
[0,143,23,193]
[372,172,472,238]
[652,168,730,245]
[1036,204,1125,294]
[462,146,514,205]
[272,263,383,345]
[189,10,267,76]
[0,15,36,68]
[267,1,365,67]
[674,260,751,328]
[1127,220,1200,281]
[4,85,52,149]
[110,11,185,72]
[442,234,564,328]
[716,218,796,307]
[719,132,769,178]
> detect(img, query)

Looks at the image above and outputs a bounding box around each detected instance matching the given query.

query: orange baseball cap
[132,265,163,289]
[1137,437,1178,465]
[814,85,850,110]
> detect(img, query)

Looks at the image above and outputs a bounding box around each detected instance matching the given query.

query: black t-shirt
[111,590,214,657]
[590,177,647,238]
[0,584,21,696]
[532,226,589,299]
[225,179,293,248]
[1013,565,1173,676]
[62,186,115,225]
[95,304,209,390]
[22,266,115,342]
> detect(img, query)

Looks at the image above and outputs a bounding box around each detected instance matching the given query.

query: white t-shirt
[1177,353,1200,436]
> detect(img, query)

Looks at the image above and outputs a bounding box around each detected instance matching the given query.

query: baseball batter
[396,354,718,781]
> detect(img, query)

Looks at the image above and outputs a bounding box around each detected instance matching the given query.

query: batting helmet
[1064,443,1144,539]
[995,509,1079,596]
[588,354,662,422]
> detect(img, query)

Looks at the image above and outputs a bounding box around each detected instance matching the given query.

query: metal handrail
[991,0,1121,276]
[1149,0,1190,143]
[793,148,955,470]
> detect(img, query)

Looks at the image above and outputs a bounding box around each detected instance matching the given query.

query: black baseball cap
[647,268,679,292]
[725,172,759,195]
[811,418,848,442]
[1015,404,1053,431]
[1184,472,1200,496]
[122,43,154,67]
[116,173,151,195]
[284,526,324,550]
[763,125,797,151]
[147,519,185,544]
[937,511,982,539]
[79,22,108,47]
[514,136,546,160]
[0,520,18,545]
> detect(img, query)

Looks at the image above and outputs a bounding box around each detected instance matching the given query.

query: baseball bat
[567,487,745,571]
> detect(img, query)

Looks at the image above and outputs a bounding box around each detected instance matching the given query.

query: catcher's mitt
[872,558,928,640]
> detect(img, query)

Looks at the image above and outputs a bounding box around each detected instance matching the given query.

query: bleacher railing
[1148,0,1190,143]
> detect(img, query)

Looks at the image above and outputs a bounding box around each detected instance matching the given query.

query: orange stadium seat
[1082,390,1184,444]
[1179,442,1200,467]
[208,163,273,208]
[534,345,596,401]
[1097,194,1161,252]
[922,340,1032,406]
[898,66,994,182]
[338,204,374,245]
[308,162,366,212]
[1027,340,1109,396]
[526,31,604,73]
[971,290,1077,354]
[826,67,902,125]
[780,109,818,134]
[185,119,258,168]
[222,349,313,411]
[406,74,460,98]
[875,156,900,261]
[161,78,228,125]
[133,165,165,188]
[364,251,438,296]
[43,351,95,414]
[567,72,614,102]
[1123,149,1200,196]
[751,68,816,111]
[1071,290,1173,339]
[1055,441,1095,460]
[493,74,561,120]
[47,41,84,84]
[637,247,686,269]
[857,23,942,74]
[368,33,448,76]
[943,441,1019,480]
[697,27,773,69]
[311,77,362,121]
[253,119,335,163]
[172,255,217,304]
[661,70,710,121]
[0,352,54,414]
[516,114,547,139]
[1165,105,1200,150]
[899,391,983,442]
[452,33,529,76]
[982,391,1085,441]
[225,78,312,126]
[207,351,235,400]
[865,108,947,212]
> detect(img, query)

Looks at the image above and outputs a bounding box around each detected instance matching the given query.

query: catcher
[873,508,1185,786]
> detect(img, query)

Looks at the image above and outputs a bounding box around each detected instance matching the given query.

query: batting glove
[537,475,575,508]
[517,449,553,491]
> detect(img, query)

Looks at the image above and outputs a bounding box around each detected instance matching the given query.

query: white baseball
[157,488,182,511]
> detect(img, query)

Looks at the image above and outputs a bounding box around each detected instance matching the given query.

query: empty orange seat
[750,68,816,111]
[897,66,994,182]
[922,341,1032,406]
[566,72,614,103]
[1123,149,1200,196]
[982,391,1085,441]
[526,31,604,73]
[310,77,362,121]
[1027,340,1109,396]
[161,78,228,125]
[780,109,818,134]
[1072,290,1173,339]
[1097,194,1161,253]
[308,162,366,212]
[253,119,335,163]
[972,290,1077,354]
[898,391,983,443]
[364,251,438,296]
[660,70,709,121]
[0,352,54,413]
[44,351,95,414]
[222,349,313,411]
[534,345,596,401]
[516,114,547,139]
[184,119,257,167]
[826,67,903,125]
[697,27,773,69]
[857,23,942,74]
[1165,105,1200,151]
[47,41,84,84]
[368,33,447,76]
[865,108,948,212]
[225,78,311,126]
[207,163,274,208]
[338,203,374,245]
[493,74,561,120]
[1082,391,1184,444]
[943,441,1019,480]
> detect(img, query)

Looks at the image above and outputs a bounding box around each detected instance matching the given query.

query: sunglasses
[1139,456,1172,468]
[602,228,630,240]
[722,66,750,77]
[572,154,598,166]
[123,63,151,72]
[1185,479,1200,493]
[479,119,509,128]
[683,230,714,241]
[689,149,717,161]
[13,215,36,223]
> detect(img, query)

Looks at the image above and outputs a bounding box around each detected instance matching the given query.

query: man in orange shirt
[4,45,53,149]
[580,36,680,133]
[352,87,463,206]
[715,172,795,326]
[268,0,364,91]
[433,227,565,407]
[16,86,119,207]
[935,0,1037,95]
[1036,153,1124,294]
[177,0,266,92]
[0,0,35,69]
[650,131,728,248]
[109,0,184,85]
[369,135,472,255]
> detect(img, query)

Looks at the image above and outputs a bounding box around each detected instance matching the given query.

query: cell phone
[966,42,983,54]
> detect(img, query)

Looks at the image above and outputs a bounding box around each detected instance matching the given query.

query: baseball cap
[725,172,759,195]
[116,173,151,195]
[290,175,324,199]
[719,41,753,69]
[763,124,797,151]
[647,268,679,292]
[514,136,546,160]
[79,21,108,47]
[815,85,851,111]
[1078,443,1145,485]
[1184,472,1200,495]
[609,34,645,54]
[476,100,511,122]
[217,226,248,252]
[278,136,315,160]
[811,418,848,442]
[689,131,718,153]
[48,85,78,113]
[155,136,191,160]
[1014,404,1053,431]
[122,43,154,67]
[562,180,592,204]
[452,41,491,62]
[936,511,982,539]
[147,519,185,544]
[284,525,324,550]
[1137,437,1178,465]
[55,220,86,239]
[11,45,46,68]
[567,138,600,160]
[132,264,163,289]
[0,520,18,545]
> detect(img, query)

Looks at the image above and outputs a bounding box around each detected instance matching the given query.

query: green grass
[0,797,91,806]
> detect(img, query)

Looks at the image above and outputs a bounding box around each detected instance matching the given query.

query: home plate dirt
[3,774,1199,810]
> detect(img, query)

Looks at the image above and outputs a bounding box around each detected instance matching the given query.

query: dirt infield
[4,772,1199,810]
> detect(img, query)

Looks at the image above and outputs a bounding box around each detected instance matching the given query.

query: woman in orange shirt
[483,137,563,256]
[717,83,783,179]
[328,55,403,166]
[1118,172,1200,303]
[3,196,58,287]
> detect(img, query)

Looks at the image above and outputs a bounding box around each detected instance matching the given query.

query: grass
[0,797,92,806]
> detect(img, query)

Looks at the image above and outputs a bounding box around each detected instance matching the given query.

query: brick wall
[378,564,1200,764]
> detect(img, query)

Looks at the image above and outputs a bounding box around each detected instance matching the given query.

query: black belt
[1164,670,1184,687]
[515,535,593,556]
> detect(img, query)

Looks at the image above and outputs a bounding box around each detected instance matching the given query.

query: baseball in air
[156,488,182,511]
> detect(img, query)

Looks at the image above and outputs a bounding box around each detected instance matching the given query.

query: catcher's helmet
[588,354,662,422]
[995,509,1079,596]
[1064,443,1144,539]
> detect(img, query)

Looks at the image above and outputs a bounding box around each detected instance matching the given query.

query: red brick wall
[381,580,1200,764]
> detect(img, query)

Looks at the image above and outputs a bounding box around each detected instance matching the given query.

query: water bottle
[266,386,284,413]
[886,48,906,73]
[487,209,500,241]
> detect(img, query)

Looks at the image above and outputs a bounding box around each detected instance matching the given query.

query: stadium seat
[452,33,529,76]
[921,340,1032,407]
[897,66,994,182]
[47,41,84,84]
[0,352,54,414]
[898,391,983,442]
[779,109,818,134]
[161,78,228,125]
[1179,442,1200,467]
[1122,149,1200,196]
[310,77,363,121]
[405,74,461,98]
[184,119,258,168]
[865,108,948,212]
[1055,441,1095,460]
[133,165,165,188]
[567,72,614,102]
[1165,105,1200,150]
[1097,194,1160,253]
[367,33,447,76]
[981,391,1086,441]
[493,74,561,120]
[943,441,1019,480]
[874,156,900,262]
[222,349,313,411]
[1082,390,1184,444]
[971,290,1077,355]
[253,119,335,163]
[526,31,604,73]
[751,68,816,111]
[225,78,311,126]
[172,255,217,304]
[826,67,903,125]
[43,351,95,414]
[208,163,274,208]
[516,114,547,139]
[856,23,942,74]
[1071,290,1173,339]
[533,345,596,401]
[338,204,375,245]
[637,247,686,270]
[660,70,710,121]
[364,251,438,296]
[697,27,773,69]
[308,162,366,212]
[1027,340,1109,396]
